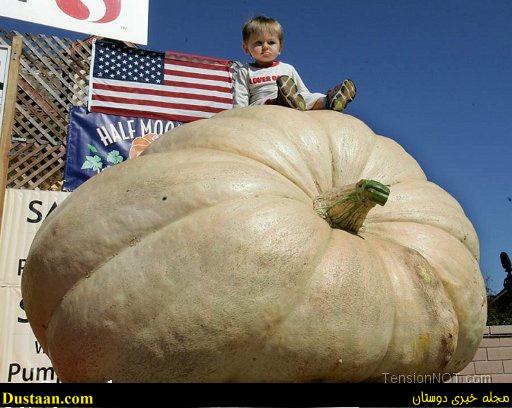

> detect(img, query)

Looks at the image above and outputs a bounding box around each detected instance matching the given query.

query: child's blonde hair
[242,16,284,46]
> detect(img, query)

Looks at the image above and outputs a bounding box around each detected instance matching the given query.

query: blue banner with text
[64,106,180,191]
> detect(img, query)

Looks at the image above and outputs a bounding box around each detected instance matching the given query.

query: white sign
[0,0,149,45]
[0,46,10,134]
[0,188,70,382]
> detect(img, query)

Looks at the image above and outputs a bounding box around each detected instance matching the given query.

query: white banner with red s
[0,0,149,45]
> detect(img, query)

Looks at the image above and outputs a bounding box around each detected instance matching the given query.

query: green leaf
[87,144,98,153]
[81,155,103,171]
[81,159,92,170]
[106,150,124,164]
[90,155,103,171]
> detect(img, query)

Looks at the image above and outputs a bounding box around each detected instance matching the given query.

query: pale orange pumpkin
[128,133,160,159]
[22,106,486,382]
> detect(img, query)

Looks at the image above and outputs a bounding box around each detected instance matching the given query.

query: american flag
[88,40,234,122]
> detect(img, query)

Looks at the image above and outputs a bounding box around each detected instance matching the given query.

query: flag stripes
[88,40,234,122]
[92,82,233,104]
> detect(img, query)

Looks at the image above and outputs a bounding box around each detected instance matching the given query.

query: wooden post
[0,36,23,235]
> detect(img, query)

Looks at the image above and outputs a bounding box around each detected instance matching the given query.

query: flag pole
[87,38,97,111]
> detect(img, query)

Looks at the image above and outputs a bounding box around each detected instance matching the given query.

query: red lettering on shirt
[250,75,277,85]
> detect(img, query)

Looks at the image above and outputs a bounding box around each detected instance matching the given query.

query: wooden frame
[0,36,22,234]
[0,30,93,192]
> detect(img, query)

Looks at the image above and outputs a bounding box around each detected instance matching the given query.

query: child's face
[243,31,281,66]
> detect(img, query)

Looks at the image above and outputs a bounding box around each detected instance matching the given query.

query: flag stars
[94,42,165,84]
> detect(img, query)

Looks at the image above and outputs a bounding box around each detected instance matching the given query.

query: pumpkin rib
[331,123,376,190]
[265,226,334,338]
[364,218,477,261]
[304,111,378,189]
[354,236,396,381]
[219,219,335,381]
[151,148,312,204]
[37,153,312,245]
[157,144,316,200]
[383,180,465,213]
[240,113,329,197]
[329,136,336,193]
[359,135,426,186]
[361,223,477,284]
[363,180,478,258]
[360,221,485,372]
[27,151,318,349]
[306,113,337,193]
[157,151,313,204]
[237,132,323,198]
[44,196,333,382]
[290,227,397,382]
[43,193,315,347]
[273,124,329,197]
[147,113,331,198]
[365,237,458,377]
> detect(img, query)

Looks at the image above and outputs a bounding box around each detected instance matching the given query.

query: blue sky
[1,0,511,292]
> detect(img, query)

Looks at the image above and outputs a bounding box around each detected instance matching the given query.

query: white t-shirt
[233,61,324,109]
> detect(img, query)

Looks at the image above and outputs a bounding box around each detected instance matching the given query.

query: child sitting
[233,16,356,111]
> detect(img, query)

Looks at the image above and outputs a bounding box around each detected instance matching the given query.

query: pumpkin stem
[313,179,390,233]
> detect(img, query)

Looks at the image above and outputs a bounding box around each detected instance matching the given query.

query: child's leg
[311,97,327,110]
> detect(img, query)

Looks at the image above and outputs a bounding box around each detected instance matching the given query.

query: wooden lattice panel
[0,30,92,190]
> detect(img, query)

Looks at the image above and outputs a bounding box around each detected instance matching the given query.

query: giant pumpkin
[22,106,486,382]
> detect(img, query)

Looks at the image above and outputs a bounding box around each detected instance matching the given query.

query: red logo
[55,0,121,23]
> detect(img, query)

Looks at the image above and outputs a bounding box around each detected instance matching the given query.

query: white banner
[0,188,70,382]
[0,0,149,45]
[0,46,10,134]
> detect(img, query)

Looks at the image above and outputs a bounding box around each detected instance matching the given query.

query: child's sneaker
[327,79,356,112]
[276,75,306,111]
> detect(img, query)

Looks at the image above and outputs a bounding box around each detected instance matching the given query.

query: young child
[233,16,356,111]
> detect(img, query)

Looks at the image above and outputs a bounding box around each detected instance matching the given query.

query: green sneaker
[327,79,356,112]
[276,75,306,111]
